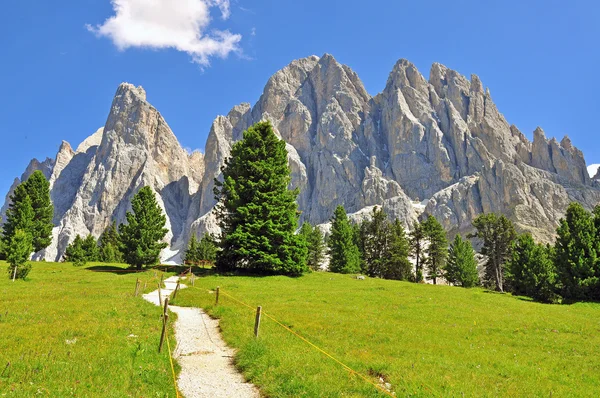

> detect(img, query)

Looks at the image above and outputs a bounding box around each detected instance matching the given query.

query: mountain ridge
[3,54,599,262]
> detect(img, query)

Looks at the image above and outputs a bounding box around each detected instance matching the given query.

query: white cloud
[87,0,241,66]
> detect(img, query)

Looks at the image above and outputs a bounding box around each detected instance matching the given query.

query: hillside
[172,272,600,397]
[3,54,600,262]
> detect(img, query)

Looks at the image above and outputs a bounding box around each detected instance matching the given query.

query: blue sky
[1,0,599,197]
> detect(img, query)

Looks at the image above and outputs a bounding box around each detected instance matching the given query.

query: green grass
[172,272,600,397]
[0,261,180,397]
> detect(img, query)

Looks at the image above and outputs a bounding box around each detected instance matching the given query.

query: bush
[7,263,32,280]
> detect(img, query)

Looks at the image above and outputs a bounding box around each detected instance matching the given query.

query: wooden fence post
[12,266,17,282]
[134,278,140,297]
[216,287,220,305]
[158,282,163,306]
[172,280,180,300]
[191,274,195,287]
[254,306,262,338]
[158,297,170,353]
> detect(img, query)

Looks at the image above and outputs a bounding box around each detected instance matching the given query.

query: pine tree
[184,234,200,265]
[383,219,412,280]
[328,205,361,274]
[555,203,600,301]
[2,184,34,247]
[409,222,426,282]
[23,171,54,252]
[65,235,87,267]
[470,213,516,292]
[422,215,448,284]
[119,186,169,270]
[508,233,557,303]
[362,207,390,277]
[6,229,33,280]
[214,121,307,275]
[307,225,326,271]
[82,234,100,262]
[99,221,122,263]
[445,234,479,288]
[197,233,217,263]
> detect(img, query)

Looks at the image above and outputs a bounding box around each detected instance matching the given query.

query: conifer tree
[422,215,448,284]
[328,205,361,274]
[2,184,34,248]
[409,222,426,282]
[197,233,217,263]
[555,203,600,301]
[383,219,412,280]
[119,186,169,270]
[362,207,390,277]
[214,121,306,275]
[23,171,54,252]
[184,234,200,265]
[99,221,122,263]
[470,213,516,292]
[299,222,326,271]
[82,234,100,262]
[6,229,33,280]
[445,234,479,288]
[508,233,557,303]
[65,235,87,266]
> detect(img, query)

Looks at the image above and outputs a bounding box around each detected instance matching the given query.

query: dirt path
[143,276,260,398]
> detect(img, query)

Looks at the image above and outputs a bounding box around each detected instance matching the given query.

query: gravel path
[143,276,260,398]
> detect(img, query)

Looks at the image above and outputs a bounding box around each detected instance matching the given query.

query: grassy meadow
[0,261,179,397]
[172,272,600,397]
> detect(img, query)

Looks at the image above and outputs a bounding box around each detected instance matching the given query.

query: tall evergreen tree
[409,222,426,282]
[362,207,390,277]
[422,215,448,284]
[23,171,54,252]
[328,205,361,274]
[64,235,87,266]
[445,234,479,288]
[383,219,412,280]
[184,234,200,265]
[555,203,600,301]
[82,234,100,262]
[197,233,218,263]
[508,233,557,303]
[214,121,307,275]
[6,229,33,280]
[470,213,516,292]
[119,186,169,270]
[99,221,122,263]
[307,225,326,271]
[2,184,34,247]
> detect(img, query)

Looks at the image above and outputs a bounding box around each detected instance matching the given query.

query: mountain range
[3,54,600,263]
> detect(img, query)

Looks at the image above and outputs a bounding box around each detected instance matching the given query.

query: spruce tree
[422,215,448,285]
[555,203,600,301]
[65,235,87,266]
[470,213,516,292]
[214,121,307,275]
[362,207,390,277]
[307,225,326,271]
[82,234,100,262]
[23,171,54,252]
[197,233,217,263]
[508,233,557,303]
[328,205,361,274]
[184,234,200,265]
[99,221,122,263]
[409,222,426,282]
[2,184,34,247]
[383,219,412,280]
[119,186,169,270]
[6,229,33,280]
[445,234,479,288]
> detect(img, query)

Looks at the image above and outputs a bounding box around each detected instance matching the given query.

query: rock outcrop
[3,54,599,261]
